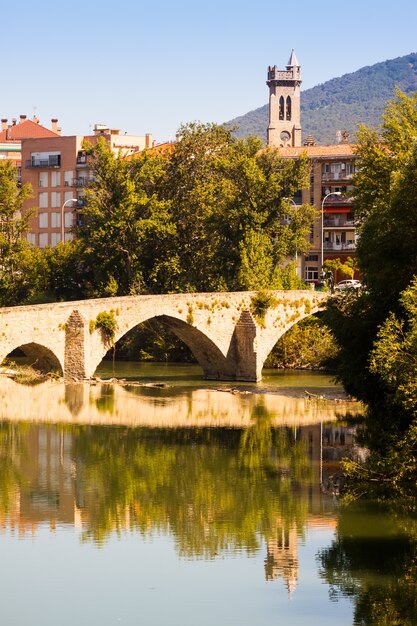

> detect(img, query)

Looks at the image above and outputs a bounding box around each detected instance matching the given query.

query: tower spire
[287,49,300,68]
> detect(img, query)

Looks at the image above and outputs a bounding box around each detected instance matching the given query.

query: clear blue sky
[4,0,417,142]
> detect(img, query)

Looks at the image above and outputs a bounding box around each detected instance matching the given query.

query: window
[39,192,48,208]
[39,233,48,248]
[305,254,318,262]
[64,171,73,186]
[64,212,73,228]
[39,213,48,228]
[27,233,36,245]
[305,266,318,281]
[51,232,61,247]
[64,191,74,203]
[51,192,61,208]
[39,172,48,188]
[51,171,61,187]
[51,212,61,228]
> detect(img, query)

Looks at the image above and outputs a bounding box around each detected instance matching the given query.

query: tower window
[286,96,292,120]
[279,96,284,120]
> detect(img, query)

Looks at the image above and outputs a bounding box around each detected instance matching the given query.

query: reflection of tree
[318,502,417,625]
[0,422,24,515]
[72,406,317,560]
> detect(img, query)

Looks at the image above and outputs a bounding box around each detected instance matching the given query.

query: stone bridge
[0,290,328,382]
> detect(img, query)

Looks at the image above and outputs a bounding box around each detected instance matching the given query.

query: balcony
[321,171,353,181]
[323,241,356,251]
[323,217,355,228]
[72,177,93,187]
[26,156,61,168]
[76,154,89,168]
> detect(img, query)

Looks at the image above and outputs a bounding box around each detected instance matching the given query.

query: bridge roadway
[0,290,328,382]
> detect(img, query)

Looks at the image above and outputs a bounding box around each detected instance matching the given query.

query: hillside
[228,53,417,145]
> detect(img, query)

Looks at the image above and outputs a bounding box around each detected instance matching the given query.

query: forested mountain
[227,53,417,145]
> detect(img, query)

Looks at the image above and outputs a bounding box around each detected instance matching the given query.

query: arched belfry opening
[279,96,285,121]
[286,96,292,120]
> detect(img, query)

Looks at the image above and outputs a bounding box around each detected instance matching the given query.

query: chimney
[1,119,7,131]
[12,118,17,126]
[145,133,151,149]
[51,118,59,134]
[19,114,27,122]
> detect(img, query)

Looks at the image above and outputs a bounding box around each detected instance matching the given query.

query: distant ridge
[227,53,417,145]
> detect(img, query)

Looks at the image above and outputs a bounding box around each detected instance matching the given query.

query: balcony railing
[321,195,354,205]
[26,156,61,168]
[321,172,354,181]
[323,241,356,251]
[323,218,355,228]
[72,177,93,187]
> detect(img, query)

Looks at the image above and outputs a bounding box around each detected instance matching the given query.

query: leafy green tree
[369,278,417,419]
[325,90,417,409]
[265,316,337,369]
[75,138,173,296]
[73,124,315,296]
[323,257,357,281]
[162,123,315,292]
[0,160,43,306]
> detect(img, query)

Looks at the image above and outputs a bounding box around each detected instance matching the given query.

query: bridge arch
[5,342,63,375]
[258,307,328,375]
[91,314,236,380]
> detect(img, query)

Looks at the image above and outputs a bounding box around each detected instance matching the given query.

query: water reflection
[0,416,347,594]
[318,502,417,625]
[2,373,417,624]
[0,375,359,427]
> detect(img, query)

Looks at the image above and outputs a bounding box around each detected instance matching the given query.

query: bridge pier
[64,310,90,379]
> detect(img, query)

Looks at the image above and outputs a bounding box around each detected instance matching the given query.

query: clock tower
[267,50,302,148]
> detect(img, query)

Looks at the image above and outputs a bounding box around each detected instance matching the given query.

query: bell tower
[267,50,302,148]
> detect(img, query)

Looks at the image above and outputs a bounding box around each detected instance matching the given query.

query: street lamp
[61,198,78,243]
[285,198,300,275]
[321,192,341,270]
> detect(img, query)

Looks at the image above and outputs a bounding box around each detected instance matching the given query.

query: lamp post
[286,198,300,275]
[321,191,341,271]
[61,198,78,243]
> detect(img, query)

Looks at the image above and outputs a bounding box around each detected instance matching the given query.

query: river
[0,364,415,626]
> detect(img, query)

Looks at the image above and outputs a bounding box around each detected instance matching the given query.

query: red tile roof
[278,144,356,158]
[0,119,59,142]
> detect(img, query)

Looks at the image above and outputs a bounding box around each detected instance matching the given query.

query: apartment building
[267,53,357,283]
[279,142,357,283]
[0,114,60,179]
[21,125,155,247]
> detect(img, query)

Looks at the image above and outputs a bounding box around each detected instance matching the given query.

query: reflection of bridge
[0,290,327,381]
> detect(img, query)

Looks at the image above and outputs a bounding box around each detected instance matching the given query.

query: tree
[75,124,316,296]
[162,123,315,292]
[0,160,41,306]
[325,90,417,409]
[74,138,173,296]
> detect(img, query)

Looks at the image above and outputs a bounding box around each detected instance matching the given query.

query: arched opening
[279,96,285,120]
[262,314,336,373]
[3,343,63,375]
[286,96,292,120]
[93,315,236,381]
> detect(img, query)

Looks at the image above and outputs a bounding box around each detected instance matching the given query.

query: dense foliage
[0,123,316,305]
[324,90,417,490]
[74,123,315,296]
[229,53,417,145]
